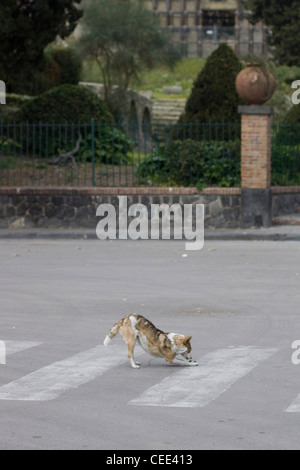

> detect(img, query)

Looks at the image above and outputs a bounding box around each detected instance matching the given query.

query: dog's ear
[184,336,192,343]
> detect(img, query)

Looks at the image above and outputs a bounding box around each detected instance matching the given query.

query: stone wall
[272,187,300,217]
[1,187,299,231]
[0,187,241,230]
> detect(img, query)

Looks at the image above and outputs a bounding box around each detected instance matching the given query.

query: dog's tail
[103,318,124,347]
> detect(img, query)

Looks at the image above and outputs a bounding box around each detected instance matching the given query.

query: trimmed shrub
[178,44,243,139]
[15,84,115,124]
[0,93,33,122]
[10,85,134,165]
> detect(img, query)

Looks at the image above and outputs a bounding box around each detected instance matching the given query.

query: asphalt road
[0,238,300,450]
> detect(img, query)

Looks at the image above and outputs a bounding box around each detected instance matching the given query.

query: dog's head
[174,335,193,359]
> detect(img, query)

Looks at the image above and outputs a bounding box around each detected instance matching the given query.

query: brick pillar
[238,105,274,228]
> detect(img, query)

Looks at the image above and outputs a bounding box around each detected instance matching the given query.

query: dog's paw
[131,363,140,369]
[173,356,198,366]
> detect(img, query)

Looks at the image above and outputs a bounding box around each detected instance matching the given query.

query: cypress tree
[180,44,243,126]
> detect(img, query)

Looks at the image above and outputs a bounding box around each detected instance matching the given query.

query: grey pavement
[0,237,300,450]
[1,223,300,241]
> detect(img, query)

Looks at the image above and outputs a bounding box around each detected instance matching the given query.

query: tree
[179,44,243,127]
[243,0,300,66]
[79,0,180,106]
[0,0,83,93]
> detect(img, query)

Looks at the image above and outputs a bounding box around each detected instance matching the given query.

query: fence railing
[271,123,300,186]
[0,120,299,188]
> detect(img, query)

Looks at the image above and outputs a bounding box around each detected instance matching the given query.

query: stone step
[153,100,186,108]
[153,106,185,111]
[153,107,185,114]
[153,99,186,123]
[153,108,184,115]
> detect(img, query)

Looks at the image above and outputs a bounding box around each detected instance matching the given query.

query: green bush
[272,143,300,185]
[8,86,134,166]
[284,104,300,124]
[138,139,241,187]
[15,84,115,124]
[0,93,33,122]
[178,44,243,139]
[272,122,300,146]
[280,105,300,146]
[172,120,241,143]
[81,126,133,164]
[0,121,133,167]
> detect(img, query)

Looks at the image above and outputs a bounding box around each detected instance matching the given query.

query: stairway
[152,99,186,141]
[152,99,186,124]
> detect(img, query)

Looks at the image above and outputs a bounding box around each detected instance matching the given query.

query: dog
[103,314,198,368]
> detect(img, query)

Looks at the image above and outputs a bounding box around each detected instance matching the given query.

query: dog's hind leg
[117,318,141,369]
[128,344,140,369]
[120,325,140,369]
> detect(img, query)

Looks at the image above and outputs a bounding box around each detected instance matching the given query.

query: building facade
[143,0,267,58]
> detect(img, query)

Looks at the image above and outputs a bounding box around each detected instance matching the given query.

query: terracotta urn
[235,63,276,105]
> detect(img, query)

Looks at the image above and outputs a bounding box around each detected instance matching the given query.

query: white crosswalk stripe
[0,344,141,401]
[128,346,278,408]
[4,341,42,357]
[286,394,300,412]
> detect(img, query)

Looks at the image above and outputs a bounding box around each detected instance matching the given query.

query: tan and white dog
[103,314,198,368]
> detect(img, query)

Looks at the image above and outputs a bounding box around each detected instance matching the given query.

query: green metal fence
[271,122,300,186]
[0,120,299,188]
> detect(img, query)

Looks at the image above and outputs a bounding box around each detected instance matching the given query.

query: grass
[81,58,206,100]
[134,58,205,99]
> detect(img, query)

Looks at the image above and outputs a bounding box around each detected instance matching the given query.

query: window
[202,10,235,27]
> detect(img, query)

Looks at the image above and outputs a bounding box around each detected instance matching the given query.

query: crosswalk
[128,347,277,408]
[0,342,142,401]
[0,341,299,412]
